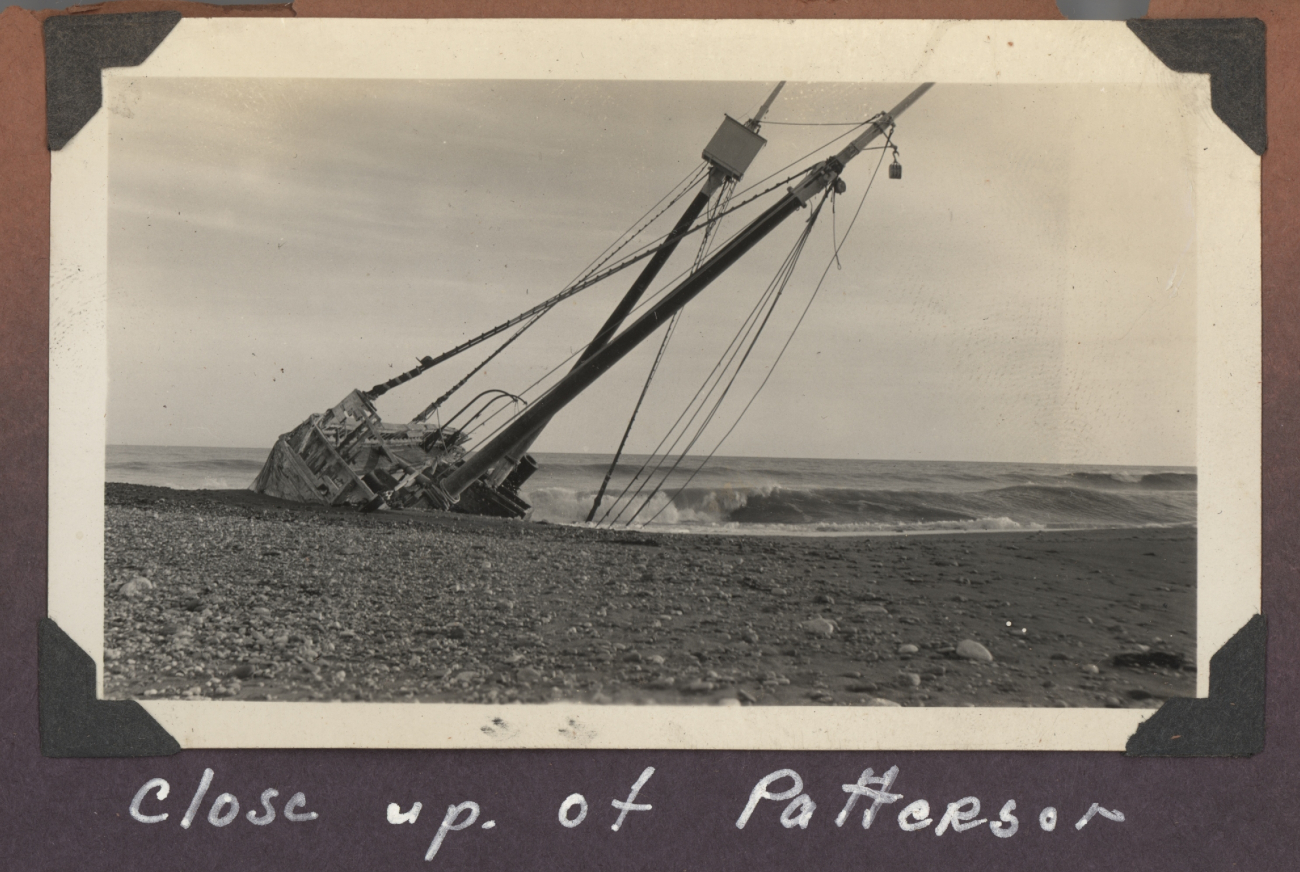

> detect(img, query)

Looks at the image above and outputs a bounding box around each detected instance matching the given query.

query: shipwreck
[252,83,933,520]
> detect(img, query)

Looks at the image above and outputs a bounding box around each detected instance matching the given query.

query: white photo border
[49,18,1261,750]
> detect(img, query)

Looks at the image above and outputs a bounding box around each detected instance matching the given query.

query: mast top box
[702,115,767,179]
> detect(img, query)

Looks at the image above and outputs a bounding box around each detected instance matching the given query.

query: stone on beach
[119,577,153,598]
[956,639,994,662]
[1111,650,1186,670]
[801,617,836,637]
[102,482,1196,708]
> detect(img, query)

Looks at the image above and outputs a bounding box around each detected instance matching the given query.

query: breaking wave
[1064,471,1197,490]
[524,480,1196,532]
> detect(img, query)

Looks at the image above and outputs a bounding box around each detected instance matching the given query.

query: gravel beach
[104,483,1195,708]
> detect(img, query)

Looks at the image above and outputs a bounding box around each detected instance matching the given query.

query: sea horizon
[107,444,1196,536]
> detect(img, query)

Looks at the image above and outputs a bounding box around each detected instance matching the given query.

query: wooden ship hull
[251,389,536,519]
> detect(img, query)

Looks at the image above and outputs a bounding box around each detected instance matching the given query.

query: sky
[107,78,1197,466]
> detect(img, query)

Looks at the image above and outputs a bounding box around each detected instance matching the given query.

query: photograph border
[48,16,1260,750]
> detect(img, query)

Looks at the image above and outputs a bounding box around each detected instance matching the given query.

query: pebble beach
[104,483,1196,708]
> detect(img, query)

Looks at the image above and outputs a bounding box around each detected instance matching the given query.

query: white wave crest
[523,485,765,526]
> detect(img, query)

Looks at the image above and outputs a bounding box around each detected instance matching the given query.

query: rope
[599,193,824,526]
[642,142,893,525]
[381,121,874,406]
[583,172,743,522]
[447,123,882,449]
[459,174,801,445]
[572,163,711,287]
[439,389,527,432]
[623,191,828,527]
[370,165,708,405]
[762,120,878,126]
[584,309,681,522]
[412,310,547,423]
[729,115,881,203]
[595,255,792,527]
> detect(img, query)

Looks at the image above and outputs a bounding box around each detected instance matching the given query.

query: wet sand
[104,483,1195,708]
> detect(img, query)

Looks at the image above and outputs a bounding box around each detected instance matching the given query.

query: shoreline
[570,521,1199,539]
[103,483,1197,708]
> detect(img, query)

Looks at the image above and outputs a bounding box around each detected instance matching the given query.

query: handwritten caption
[129,765,1124,859]
[129,768,317,829]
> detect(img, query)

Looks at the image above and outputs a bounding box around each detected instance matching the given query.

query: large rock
[956,639,994,662]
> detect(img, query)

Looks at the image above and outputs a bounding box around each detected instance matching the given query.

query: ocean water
[107,445,1196,536]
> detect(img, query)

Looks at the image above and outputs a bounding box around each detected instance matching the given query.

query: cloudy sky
[107,78,1196,466]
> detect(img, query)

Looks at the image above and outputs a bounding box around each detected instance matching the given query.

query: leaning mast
[481,82,787,489]
[439,82,934,502]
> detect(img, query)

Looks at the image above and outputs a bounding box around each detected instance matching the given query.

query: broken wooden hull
[250,389,533,519]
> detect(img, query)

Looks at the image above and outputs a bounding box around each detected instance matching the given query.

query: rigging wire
[445,120,893,451]
[459,176,798,445]
[583,309,681,522]
[728,115,880,203]
[595,193,790,526]
[571,162,711,287]
[506,210,785,504]
[541,167,807,298]
[573,112,893,281]
[382,119,880,408]
[592,273,776,528]
[454,392,527,436]
[640,142,893,526]
[617,191,829,528]
[583,175,740,522]
[761,120,879,126]
[460,158,831,448]
[411,309,548,423]
[461,158,824,450]
[371,164,710,406]
[389,166,791,404]
[437,389,527,435]
[599,200,822,526]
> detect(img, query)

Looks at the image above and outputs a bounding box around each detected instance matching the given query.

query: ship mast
[481,82,786,488]
[440,82,933,502]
